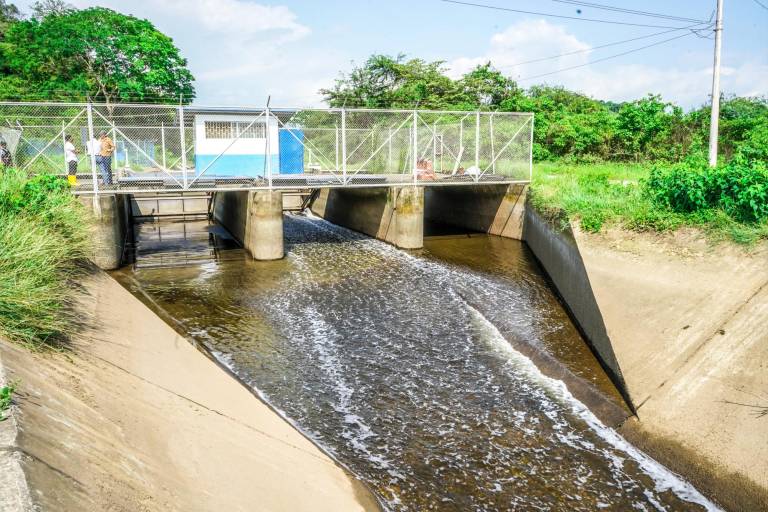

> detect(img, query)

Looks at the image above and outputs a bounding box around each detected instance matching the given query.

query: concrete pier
[425,184,527,240]
[81,194,130,270]
[310,186,424,249]
[213,191,284,260]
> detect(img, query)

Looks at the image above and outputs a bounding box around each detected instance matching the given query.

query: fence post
[529,115,534,182]
[432,121,437,171]
[161,122,167,172]
[490,113,495,175]
[178,106,187,189]
[475,111,480,169]
[335,123,339,174]
[412,110,418,183]
[388,127,392,171]
[86,102,99,196]
[341,108,347,184]
[265,104,272,188]
[61,121,66,174]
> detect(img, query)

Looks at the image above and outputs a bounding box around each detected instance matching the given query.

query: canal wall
[310,186,424,249]
[424,184,527,239]
[80,193,132,270]
[213,190,284,260]
[0,270,379,512]
[522,205,768,511]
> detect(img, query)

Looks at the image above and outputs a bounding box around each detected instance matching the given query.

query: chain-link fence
[0,102,532,193]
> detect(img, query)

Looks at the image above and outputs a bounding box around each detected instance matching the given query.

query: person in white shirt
[86,137,101,158]
[64,135,78,185]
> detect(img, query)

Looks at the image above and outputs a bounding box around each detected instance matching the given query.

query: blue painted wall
[194,154,279,177]
[279,129,304,174]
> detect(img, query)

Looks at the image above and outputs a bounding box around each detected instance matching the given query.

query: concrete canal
[114,214,718,511]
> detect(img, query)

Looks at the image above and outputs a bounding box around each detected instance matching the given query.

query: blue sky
[13,0,768,108]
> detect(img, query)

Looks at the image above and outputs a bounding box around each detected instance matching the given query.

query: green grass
[0,169,92,348]
[530,161,768,245]
[0,381,17,421]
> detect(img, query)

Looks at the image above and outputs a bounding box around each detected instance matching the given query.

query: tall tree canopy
[0,6,195,104]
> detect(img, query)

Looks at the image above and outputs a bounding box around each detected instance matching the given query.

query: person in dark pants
[64,134,78,185]
[97,131,115,185]
[0,141,12,169]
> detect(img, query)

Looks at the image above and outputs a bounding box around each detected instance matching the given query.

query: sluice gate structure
[0,102,533,264]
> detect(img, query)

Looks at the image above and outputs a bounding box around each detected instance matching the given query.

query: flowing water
[114,215,719,512]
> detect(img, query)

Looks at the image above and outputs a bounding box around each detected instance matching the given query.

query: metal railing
[0,101,533,194]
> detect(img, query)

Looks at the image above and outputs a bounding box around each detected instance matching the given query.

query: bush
[0,170,91,348]
[645,156,768,223]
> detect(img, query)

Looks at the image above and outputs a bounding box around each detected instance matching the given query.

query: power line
[516,31,697,81]
[548,0,709,23]
[440,0,704,29]
[495,22,711,69]
[753,0,768,11]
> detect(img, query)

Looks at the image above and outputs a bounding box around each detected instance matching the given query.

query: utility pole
[708,0,724,167]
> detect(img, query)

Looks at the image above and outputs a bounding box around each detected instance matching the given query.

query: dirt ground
[0,270,379,512]
[573,226,768,510]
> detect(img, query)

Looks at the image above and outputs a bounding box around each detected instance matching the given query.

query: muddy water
[114,216,718,512]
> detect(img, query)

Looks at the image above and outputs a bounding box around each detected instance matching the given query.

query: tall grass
[531,162,768,245]
[0,170,91,348]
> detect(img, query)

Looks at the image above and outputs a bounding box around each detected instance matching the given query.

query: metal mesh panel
[0,102,533,192]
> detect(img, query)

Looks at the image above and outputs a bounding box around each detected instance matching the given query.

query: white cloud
[447,20,768,108]
[447,20,591,80]
[59,0,325,105]
[158,0,309,42]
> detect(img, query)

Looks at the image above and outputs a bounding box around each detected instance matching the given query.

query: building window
[205,120,266,139]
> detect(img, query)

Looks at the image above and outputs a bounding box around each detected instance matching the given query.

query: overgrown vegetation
[0,170,91,347]
[0,379,17,420]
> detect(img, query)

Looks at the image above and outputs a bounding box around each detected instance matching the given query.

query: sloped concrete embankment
[0,271,379,512]
[523,206,768,511]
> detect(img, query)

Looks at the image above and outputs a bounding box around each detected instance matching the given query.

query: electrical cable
[515,31,698,81]
[548,0,709,23]
[440,0,705,29]
[495,21,711,69]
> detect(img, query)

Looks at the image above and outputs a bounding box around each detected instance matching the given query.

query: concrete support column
[213,190,284,261]
[81,194,128,270]
[245,191,284,260]
[389,186,423,249]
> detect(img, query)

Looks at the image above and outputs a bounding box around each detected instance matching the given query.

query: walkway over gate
[0,102,533,194]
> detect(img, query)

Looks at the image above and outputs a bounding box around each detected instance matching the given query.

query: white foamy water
[467,304,721,512]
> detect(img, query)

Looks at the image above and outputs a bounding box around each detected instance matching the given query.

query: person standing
[0,141,13,169]
[98,131,115,185]
[64,135,79,185]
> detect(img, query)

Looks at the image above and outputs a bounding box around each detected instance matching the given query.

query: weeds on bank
[0,381,17,421]
[0,170,91,348]
[531,161,768,245]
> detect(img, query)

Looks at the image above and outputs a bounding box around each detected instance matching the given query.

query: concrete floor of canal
[113,214,718,511]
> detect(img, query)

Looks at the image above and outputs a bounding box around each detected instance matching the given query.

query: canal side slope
[0,270,378,512]
[574,226,768,505]
[525,207,768,510]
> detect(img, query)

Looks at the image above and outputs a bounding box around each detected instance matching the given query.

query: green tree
[456,63,521,109]
[0,7,194,104]
[614,95,682,161]
[321,54,465,109]
[0,0,20,37]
